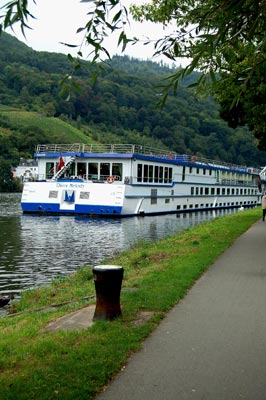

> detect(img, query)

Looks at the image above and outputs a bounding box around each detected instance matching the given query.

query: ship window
[205,187,209,195]
[137,164,142,182]
[196,187,199,195]
[191,187,194,195]
[217,188,220,195]
[143,165,148,182]
[112,163,122,181]
[209,170,212,175]
[189,167,193,173]
[200,187,203,195]
[183,205,187,209]
[159,167,164,183]
[176,205,181,210]
[68,163,75,176]
[49,190,58,198]
[169,168,173,182]
[165,198,170,204]
[46,162,55,179]
[149,165,154,182]
[196,168,200,174]
[100,163,110,179]
[203,169,206,175]
[164,167,169,183]
[222,188,225,195]
[182,166,186,181]
[154,166,159,183]
[77,162,86,178]
[211,188,215,195]
[227,188,230,195]
[88,162,98,180]
[80,192,90,200]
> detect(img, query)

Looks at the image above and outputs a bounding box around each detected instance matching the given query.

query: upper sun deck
[35,143,260,175]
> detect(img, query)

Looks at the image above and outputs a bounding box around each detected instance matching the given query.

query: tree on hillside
[1,1,265,148]
[0,159,16,192]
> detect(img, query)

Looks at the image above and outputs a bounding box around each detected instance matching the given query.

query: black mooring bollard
[93,265,124,321]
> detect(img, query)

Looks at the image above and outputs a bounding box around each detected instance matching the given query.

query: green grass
[0,208,261,399]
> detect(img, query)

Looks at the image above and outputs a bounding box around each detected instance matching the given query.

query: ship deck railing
[35,144,261,175]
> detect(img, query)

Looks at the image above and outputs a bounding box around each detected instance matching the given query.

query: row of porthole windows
[175,200,256,209]
[190,186,257,196]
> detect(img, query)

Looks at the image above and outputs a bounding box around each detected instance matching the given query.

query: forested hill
[0,32,265,169]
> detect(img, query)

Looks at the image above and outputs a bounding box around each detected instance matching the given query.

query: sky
[6,0,187,67]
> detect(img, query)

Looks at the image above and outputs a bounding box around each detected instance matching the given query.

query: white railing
[35,143,176,158]
[36,144,82,153]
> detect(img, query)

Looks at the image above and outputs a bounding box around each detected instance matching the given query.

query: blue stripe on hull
[21,202,123,216]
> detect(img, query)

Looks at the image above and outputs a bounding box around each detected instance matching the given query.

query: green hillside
[0,31,265,177]
[0,107,94,143]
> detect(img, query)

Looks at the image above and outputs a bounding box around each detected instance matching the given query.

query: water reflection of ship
[1,194,239,294]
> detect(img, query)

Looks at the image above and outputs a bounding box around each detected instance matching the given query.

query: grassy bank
[0,208,261,399]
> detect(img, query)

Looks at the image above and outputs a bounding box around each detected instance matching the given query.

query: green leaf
[209,69,216,84]
[112,10,122,24]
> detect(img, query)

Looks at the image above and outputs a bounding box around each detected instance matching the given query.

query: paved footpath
[95,219,266,400]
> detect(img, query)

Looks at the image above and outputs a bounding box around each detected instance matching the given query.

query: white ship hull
[21,144,261,217]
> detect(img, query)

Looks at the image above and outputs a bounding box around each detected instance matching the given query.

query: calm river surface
[0,193,236,296]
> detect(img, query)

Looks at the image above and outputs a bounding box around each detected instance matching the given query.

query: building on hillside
[15,158,38,182]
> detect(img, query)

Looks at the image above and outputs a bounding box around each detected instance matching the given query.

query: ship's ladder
[51,156,76,180]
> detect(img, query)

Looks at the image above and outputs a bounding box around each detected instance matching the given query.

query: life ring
[107,176,115,184]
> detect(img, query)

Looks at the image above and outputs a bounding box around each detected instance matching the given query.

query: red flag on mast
[57,155,65,172]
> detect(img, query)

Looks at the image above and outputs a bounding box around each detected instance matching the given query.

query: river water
[0,193,236,296]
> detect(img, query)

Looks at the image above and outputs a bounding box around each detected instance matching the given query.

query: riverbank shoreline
[0,207,261,399]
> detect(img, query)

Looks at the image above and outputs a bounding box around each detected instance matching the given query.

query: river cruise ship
[21,143,262,217]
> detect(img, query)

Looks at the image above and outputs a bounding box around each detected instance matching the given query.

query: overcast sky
[7,0,187,67]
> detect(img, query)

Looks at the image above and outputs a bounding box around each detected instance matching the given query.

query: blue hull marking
[21,202,122,216]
